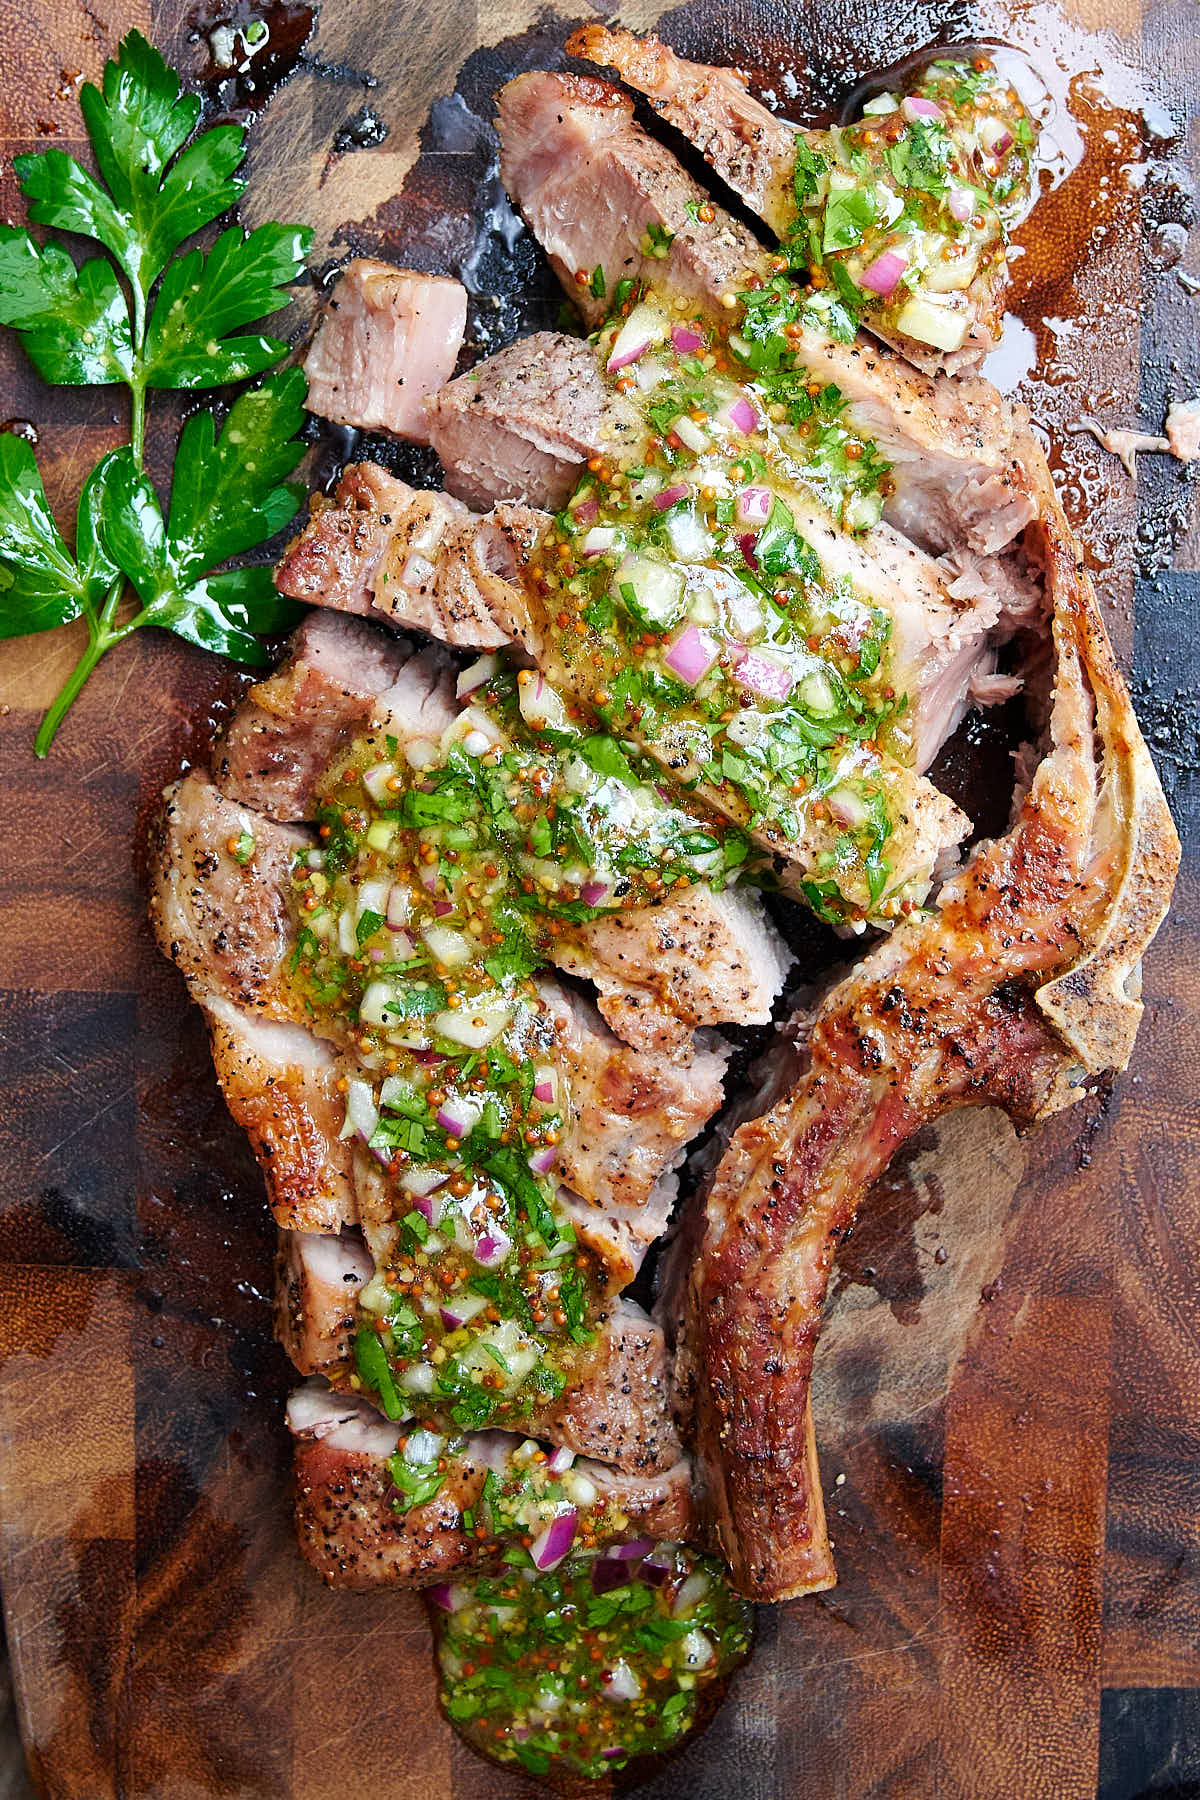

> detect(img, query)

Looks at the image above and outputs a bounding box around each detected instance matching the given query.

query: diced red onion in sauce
[592,1555,634,1596]
[663,624,720,686]
[653,482,691,512]
[739,531,759,569]
[733,649,795,702]
[602,1660,643,1702]
[947,184,974,222]
[670,322,705,353]
[345,1080,378,1143]
[386,885,411,928]
[530,1508,577,1570]
[472,1222,511,1267]
[528,1146,558,1175]
[980,115,1014,155]
[533,1066,556,1104]
[735,486,772,526]
[611,1537,654,1560]
[607,301,664,371]
[571,496,600,526]
[362,763,395,805]
[902,94,944,121]
[580,525,619,557]
[725,395,759,434]
[436,1095,481,1140]
[858,249,908,296]
[433,899,454,918]
[455,652,499,698]
[672,1570,710,1615]
[400,1165,449,1196]
[671,414,709,453]
[547,1444,575,1475]
[581,878,610,907]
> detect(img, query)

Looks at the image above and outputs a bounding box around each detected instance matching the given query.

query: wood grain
[0,0,1196,1795]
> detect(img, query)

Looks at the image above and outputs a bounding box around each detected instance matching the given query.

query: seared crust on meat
[425,331,642,512]
[148,771,309,1015]
[542,1297,682,1472]
[205,999,358,1233]
[555,886,790,1056]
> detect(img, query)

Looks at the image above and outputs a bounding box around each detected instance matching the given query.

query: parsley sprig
[0,32,313,755]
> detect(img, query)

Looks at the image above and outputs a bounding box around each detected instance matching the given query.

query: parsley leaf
[0,32,311,755]
[822,184,877,254]
[142,222,311,387]
[0,439,119,637]
[18,33,243,302]
[0,235,132,385]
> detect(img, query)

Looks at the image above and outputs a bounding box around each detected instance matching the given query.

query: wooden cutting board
[0,0,1197,1796]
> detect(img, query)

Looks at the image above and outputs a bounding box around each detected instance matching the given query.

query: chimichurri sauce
[431,1540,754,1781]
[782,55,1035,353]
[284,662,751,1483]
[522,271,937,925]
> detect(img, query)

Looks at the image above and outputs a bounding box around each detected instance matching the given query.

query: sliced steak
[553,884,791,1056]
[568,29,1027,373]
[303,259,467,440]
[275,1227,373,1372]
[149,771,309,1015]
[283,1276,681,1472]
[538,979,728,1217]
[275,461,541,649]
[289,1382,692,1589]
[213,611,423,821]
[204,997,358,1234]
[425,331,642,512]
[496,69,1037,558]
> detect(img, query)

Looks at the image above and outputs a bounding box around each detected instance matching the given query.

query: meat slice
[679,437,1180,1601]
[149,771,309,1016]
[538,979,728,1217]
[553,885,791,1056]
[281,1248,682,1472]
[210,607,790,1056]
[275,461,540,649]
[496,70,1036,558]
[499,72,759,328]
[289,1382,693,1589]
[569,29,1032,373]
[213,611,422,820]
[354,511,970,911]
[568,27,798,239]
[154,726,731,1239]
[303,260,467,440]
[275,1227,373,1373]
[425,331,642,511]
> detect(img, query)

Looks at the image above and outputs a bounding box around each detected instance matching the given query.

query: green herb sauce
[781,55,1036,353]
[286,666,750,1477]
[432,1540,754,1780]
[520,290,932,924]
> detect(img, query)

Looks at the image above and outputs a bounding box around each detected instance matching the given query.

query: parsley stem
[130,376,147,469]
[33,577,130,758]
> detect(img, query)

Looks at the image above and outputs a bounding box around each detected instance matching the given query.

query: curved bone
[681,417,1178,1602]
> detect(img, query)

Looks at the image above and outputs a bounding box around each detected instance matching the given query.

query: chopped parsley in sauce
[285,664,751,1469]
[431,1539,754,1780]
[781,55,1035,352]
[518,293,929,925]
